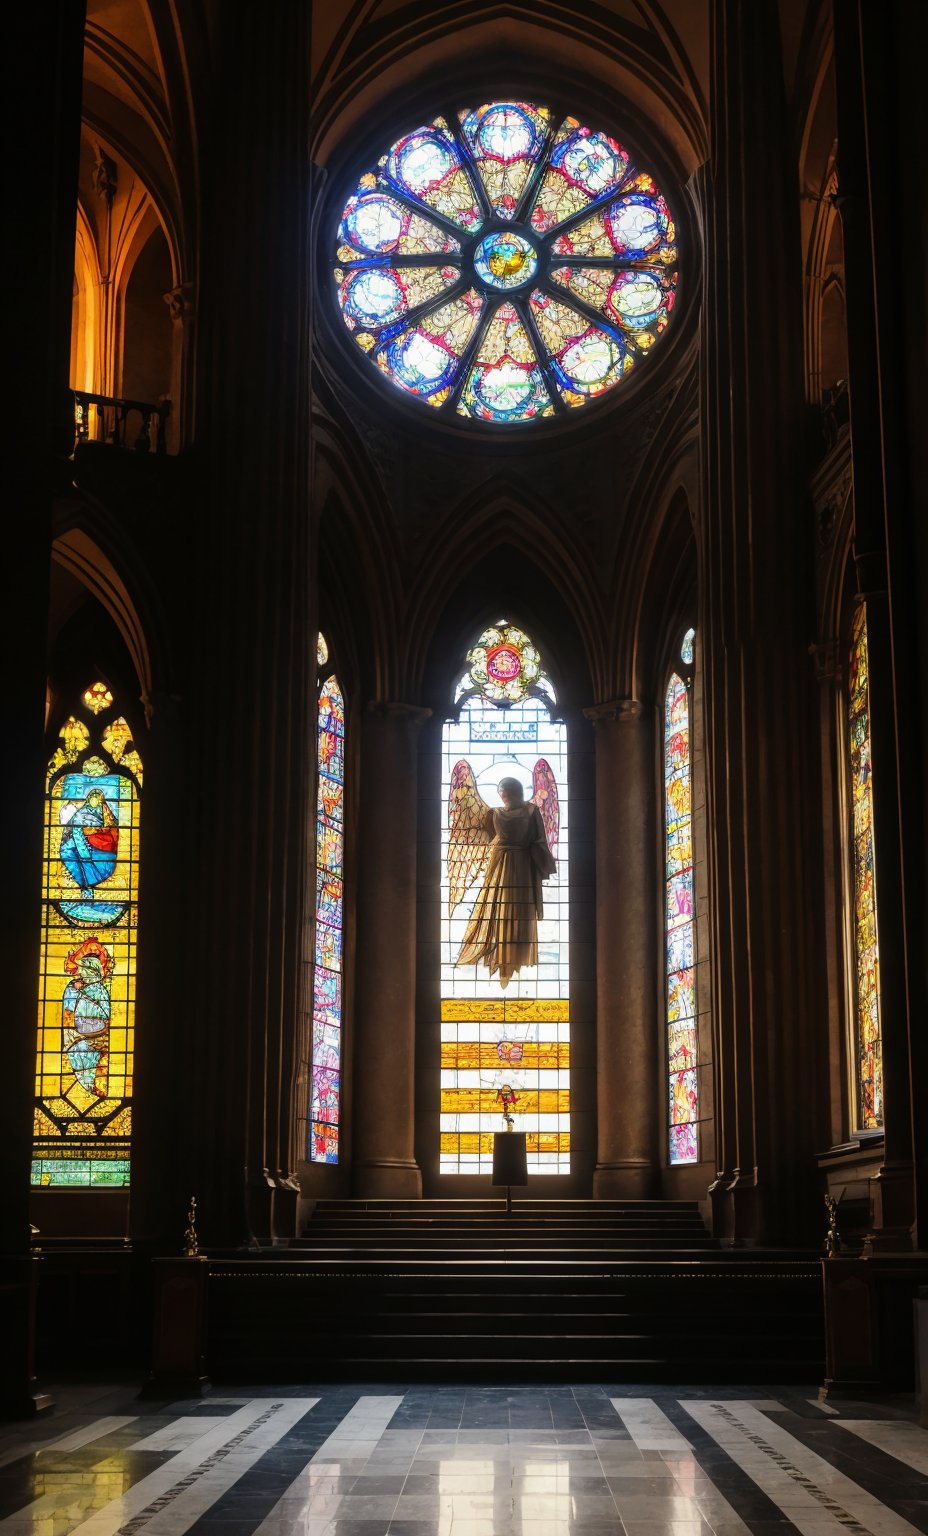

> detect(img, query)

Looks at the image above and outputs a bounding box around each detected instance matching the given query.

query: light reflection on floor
[0,1384,925,1536]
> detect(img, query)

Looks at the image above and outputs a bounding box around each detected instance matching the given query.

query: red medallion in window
[486,644,522,684]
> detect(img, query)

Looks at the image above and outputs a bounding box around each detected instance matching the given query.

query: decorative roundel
[466,624,542,702]
[333,100,678,424]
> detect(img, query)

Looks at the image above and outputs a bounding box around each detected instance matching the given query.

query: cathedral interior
[5,0,928,1527]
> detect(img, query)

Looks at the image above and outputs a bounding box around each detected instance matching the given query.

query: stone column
[699,0,826,1246]
[832,0,918,1251]
[3,2,85,1416]
[352,704,430,1198]
[173,3,315,1248]
[584,700,659,1199]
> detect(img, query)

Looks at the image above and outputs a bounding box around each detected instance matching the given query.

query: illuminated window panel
[309,647,345,1163]
[441,624,568,1174]
[848,604,882,1129]
[334,102,678,424]
[665,628,697,1164]
[32,685,141,1187]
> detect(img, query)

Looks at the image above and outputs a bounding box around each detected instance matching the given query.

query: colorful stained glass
[465,623,543,703]
[473,231,539,291]
[457,304,552,422]
[336,264,459,333]
[442,626,568,1174]
[549,266,676,353]
[848,605,882,1129]
[32,681,140,1188]
[552,180,676,263]
[334,104,679,422]
[383,119,483,230]
[337,190,461,264]
[459,102,551,218]
[310,671,345,1162]
[373,289,484,405]
[530,291,631,402]
[665,666,697,1164]
[529,120,631,233]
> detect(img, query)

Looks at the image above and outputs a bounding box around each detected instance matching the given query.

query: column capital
[583,697,647,726]
[163,282,196,323]
[809,639,842,686]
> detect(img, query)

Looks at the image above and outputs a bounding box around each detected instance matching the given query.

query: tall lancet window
[848,604,882,1129]
[309,635,345,1162]
[32,681,142,1187]
[665,628,697,1163]
[441,623,568,1174]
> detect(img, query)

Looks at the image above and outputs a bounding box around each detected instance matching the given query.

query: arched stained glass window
[848,604,882,1129]
[32,682,142,1187]
[310,637,345,1163]
[441,624,569,1173]
[665,629,697,1164]
[334,102,678,423]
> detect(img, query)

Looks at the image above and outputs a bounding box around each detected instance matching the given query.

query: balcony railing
[73,391,170,455]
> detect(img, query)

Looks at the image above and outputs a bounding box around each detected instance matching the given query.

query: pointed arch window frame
[663,627,698,1165]
[32,679,142,1189]
[309,637,346,1164]
[844,599,882,1133]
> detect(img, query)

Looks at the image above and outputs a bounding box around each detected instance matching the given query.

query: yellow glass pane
[441,1042,569,1069]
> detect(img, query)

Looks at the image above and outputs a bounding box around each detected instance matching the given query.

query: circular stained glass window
[333,101,679,424]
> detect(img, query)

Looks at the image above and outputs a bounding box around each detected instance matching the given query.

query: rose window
[333,101,679,424]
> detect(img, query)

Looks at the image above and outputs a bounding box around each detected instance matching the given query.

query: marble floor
[0,1383,925,1536]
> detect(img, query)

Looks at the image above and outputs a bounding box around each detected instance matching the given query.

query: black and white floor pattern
[0,1385,925,1536]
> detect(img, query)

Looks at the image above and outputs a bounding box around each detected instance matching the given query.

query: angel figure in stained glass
[449,764,558,986]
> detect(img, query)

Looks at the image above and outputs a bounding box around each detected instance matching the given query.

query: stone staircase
[207,1199,824,1382]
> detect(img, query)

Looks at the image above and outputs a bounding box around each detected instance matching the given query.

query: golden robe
[456,802,556,985]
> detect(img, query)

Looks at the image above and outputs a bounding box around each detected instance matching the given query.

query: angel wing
[532,759,560,855]
[448,760,491,915]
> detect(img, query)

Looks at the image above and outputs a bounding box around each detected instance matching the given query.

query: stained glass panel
[529,120,631,233]
[530,291,631,402]
[383,119,483,230]
[337,190,461,264]
[310,673,345,1162]
[549,266,676,353]
[32,684,140,1187]
[442,626,568,1174]
[459,102,551,218]
[336,264,460,334]
[334,103,679,422]
[848,604,882,1129]
[457,304,552,422]
[373,290,484,405]
[665,667,697,1163]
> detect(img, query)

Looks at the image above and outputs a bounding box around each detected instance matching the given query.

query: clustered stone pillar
[352,704,429,1197]
[585,699,659,1199]
[831,0,923,1250]
[698,0,825,1245]
[164,2,315,1248]
[3,2,86,1416]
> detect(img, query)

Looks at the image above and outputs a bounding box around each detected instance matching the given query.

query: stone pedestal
[585,700,658,1200]
[352,704,429,1198]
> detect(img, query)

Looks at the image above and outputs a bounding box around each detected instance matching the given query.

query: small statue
[824,1194,840,1257]
[184,1195,199,1258]
[497,1083,518,1130]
